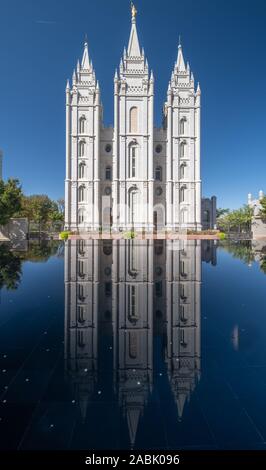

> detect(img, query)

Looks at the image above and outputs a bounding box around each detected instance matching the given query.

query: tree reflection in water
[220,240,266,275]
[0,241,63,290]
[0,244,22,290]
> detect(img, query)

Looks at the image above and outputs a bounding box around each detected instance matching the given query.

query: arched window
[180,260,187,277]
[78,260,85,277]
[78,162,85,179]
[78,209,85,224]
[79,141,85,157]
[129,332,137,359]
[180,305,187,323]
[180,186,186,203]
[154,240,164,255]
[105,282,112,297]
[129,145,137,178]
[180,329,187,347]
[77,330,85,348]
[105,166,112,180]
[129,190,137,224]
[155,166,162,181]
[180,141,186,158]
[180,163,185,179]
[78,239,85,255]
[128,285,137,320]
[78,185,85,202]
[129,107,138,133]
[179,117,186,135]
[78,305,85,323]
[79,117,86,134]
[78,284,85,301]
[155,281,163,297]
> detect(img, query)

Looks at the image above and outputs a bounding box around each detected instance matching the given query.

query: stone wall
[251,216,266,239]
[0,218,29,242]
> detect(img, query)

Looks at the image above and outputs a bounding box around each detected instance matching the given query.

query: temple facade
[65,6,202,232]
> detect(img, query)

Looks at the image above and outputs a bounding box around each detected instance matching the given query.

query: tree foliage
[18,195,64,232]
[0,179,23,226]
[217,205,253,234]
[216,208,230,218]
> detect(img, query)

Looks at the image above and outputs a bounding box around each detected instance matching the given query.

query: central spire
[176,42,186,71]
[127,2,141,57]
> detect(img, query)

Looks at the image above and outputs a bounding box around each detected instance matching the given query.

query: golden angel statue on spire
[131,2,137,18]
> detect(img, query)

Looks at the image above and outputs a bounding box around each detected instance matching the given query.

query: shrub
[218,232,227,240]
[123,231,136,239]
[60,231,71,241]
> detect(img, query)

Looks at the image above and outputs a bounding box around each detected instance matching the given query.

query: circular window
[155,266,163,276]
[156,187,163,196]
[155,144,162,154]
[104,266,111,276]
[105,186,111,196]
[105,144,112,153]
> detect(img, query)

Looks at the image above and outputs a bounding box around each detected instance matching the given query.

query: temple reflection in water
[64,239,216,448]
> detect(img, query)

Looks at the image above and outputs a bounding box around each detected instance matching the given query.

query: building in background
[201,196,217,230]
[248,190,266,238]
[65,5,202,232]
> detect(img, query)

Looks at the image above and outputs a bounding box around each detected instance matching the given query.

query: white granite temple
[65,5,205,233]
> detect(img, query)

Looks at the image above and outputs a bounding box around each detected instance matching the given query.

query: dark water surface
[0,239,266,450]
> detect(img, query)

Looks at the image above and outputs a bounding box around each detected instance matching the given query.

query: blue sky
[0,0,265,209]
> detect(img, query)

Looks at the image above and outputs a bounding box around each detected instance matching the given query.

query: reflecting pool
[0,239,266,450]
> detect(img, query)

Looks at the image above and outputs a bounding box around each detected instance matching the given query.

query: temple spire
[81,40,90,70]
[177,42,186,71]
[128,2,141,56]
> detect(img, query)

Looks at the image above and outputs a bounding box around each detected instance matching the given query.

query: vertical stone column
[93,241,99,359]
[148,79,154,231]
[147,240,153,371]
[166,88,173,229]
[195,89,201,230]
[120,90,126,230]
[113,76,119,230]
[94,86,100,230]
[65,83,71,229]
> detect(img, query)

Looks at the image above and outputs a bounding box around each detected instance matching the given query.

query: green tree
[19,195,64,234]
[48,200,64,225]
[217,205,252,235]
[0,179,23,226]
[216,208,230,218]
